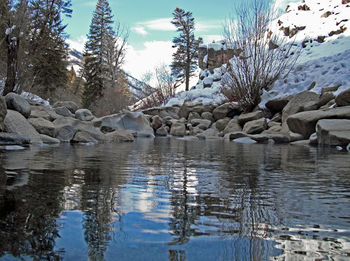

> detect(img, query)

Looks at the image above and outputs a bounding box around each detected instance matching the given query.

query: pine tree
[171,8,202,92]
[82,0,115,109]
[28,0,72,100]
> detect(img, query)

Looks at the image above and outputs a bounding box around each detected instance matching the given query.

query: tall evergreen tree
[171,8,202,92]
[28,0,72,100]
[82,0,115,109]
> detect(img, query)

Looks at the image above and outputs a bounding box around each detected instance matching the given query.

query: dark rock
[238,110,264,126]
[155,126,168,136]
[5,93,31,118]
[54,106,74,117]
[335,88,350,106]
[151,115,163,130]
[170,121,186,137]
[0,96,6,131]
[243,118,267,134]
[188,111,201,121]
[201,111,214,122]
[72,131,98,144]
[213,103,240,120]
[318,92,335,107]
[0,132,30,145]
[40,134,60,144]
[215,117,231,132]
[265,96,292,113]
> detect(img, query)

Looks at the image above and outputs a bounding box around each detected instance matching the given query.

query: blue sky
[65,0,296,78]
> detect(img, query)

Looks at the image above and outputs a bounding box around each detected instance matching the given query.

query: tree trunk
[3,35,19,96]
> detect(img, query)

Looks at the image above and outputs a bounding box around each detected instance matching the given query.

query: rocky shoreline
[1,88,350,151]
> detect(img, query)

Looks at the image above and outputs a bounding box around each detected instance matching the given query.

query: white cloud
[141,18,175,31]
[196,20,222,32]
[66,35,87,52]
[124,41,174,80]
[132,26,148,35]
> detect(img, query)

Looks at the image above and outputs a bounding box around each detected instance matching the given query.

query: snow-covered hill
[166,0,350,108]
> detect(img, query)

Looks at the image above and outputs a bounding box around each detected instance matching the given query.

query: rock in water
[95,111,154,138]
[4,110,42,144]
[5,93,31,118]
[316,119,350,146]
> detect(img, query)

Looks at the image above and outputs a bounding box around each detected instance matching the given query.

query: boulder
[190,126,203,136]
[287,107,350,138]
[5,93,31,118]
[238,110,264,126]
[316,119,350,146]
[0,132,30,146]
[192,104,215,114]
[282,91,319,123]
[54,106,74,117]
[143,106,180,119]
[30,105,61,121]
[335,88,350,106]
[40,134,60,144]
[216,117,231,132]
[243,118,267,134]
[106,129,135,142]
[75,109,94,121]
[170,122,186,137]
[197,127,220,140]
[213,103,240,120]
[54,117,107,142]
[265,96,292,113]
[201,111,214,122]
[262,124,282,134]
[53,101,79,114]
[309,133,318,145]
[0,96,6,131]
[4,110,42,144]
[28,117,55,137]
[318,92,335,107]
[155,126,168,136]
[252,133,290,144]
[151,115,163,130]
[223,119,242,134]
[224,131,248,141]
[94,111,154,138]
[270,112,282,122]
[190,119,211,130]
[72,131,98,144]
[188,112,201,121]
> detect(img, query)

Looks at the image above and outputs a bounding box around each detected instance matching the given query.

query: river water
[0,138,349,260]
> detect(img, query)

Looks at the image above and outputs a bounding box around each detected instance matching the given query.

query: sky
[65,0,297,79]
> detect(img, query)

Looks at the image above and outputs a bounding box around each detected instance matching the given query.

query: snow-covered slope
[166,0,350,108]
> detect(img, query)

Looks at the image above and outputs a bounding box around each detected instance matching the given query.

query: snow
[21,92,50,107]
[167,0,350,109]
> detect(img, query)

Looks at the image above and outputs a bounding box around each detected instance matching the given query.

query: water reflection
[0,139,349,260]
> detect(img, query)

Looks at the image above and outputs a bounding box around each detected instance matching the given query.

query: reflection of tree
[80,168,115,260]
[0,168,65,260]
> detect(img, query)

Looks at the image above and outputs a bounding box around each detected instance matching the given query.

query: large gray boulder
[190,119,211,130]
[243,118,267,134]
[155,125,168,136]
[282,91,319,123]
[170,121,186,137]
[215,117,231,132]
[72,131,98,144]
[197,127,220,140]
[151,115,163,130]
[316,119,350,146]
[5,93,31,118]
[106,129,135,142]
[0,132,30,145]
[0,96,6,131]
[201,111,214,122]
[75,109,94,121]
[30,105,61,121]
[4,110,42,144]
[223,119,242,134]
[40,134,60,144]
[54,117,107,142]
[335,88,350,106]
[53,101,79,114]
[28,117,55,137]
[238,110,264,126]
[94,111,154,138]
[212,103,240,120]
[287,106,350,138]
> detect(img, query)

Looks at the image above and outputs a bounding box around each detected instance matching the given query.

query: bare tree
[222,0,300,112]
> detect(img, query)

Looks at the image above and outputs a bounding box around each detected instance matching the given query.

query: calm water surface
[0,138,349,260]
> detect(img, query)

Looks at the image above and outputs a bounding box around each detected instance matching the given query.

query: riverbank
[1,88,350,151]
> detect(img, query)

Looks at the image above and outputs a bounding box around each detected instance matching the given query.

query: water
[0,138,349,261]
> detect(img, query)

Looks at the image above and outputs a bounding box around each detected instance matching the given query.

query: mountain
[166,0,350,107]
